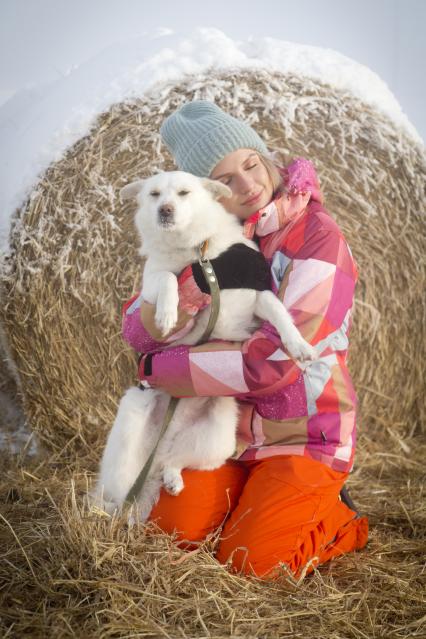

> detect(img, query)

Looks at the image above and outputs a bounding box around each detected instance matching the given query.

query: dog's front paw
[286,338,318,362]
[162,467,184,495]
[155,307,178,336]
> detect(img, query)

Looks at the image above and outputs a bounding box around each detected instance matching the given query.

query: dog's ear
[201,178,232,201]
[119,180,145,202]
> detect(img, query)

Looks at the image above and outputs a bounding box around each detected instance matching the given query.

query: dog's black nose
[159,203,174,216]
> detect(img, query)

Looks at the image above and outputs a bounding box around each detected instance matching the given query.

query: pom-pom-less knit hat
[160,100,269,177]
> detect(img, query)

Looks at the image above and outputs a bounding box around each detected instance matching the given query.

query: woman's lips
[242,190,263,206]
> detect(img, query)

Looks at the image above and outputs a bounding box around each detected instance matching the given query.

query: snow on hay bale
[0,69,425,459]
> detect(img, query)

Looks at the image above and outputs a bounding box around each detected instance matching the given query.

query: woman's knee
[216,530,321,579]
[216,501,368,579]
[148,461,248,542]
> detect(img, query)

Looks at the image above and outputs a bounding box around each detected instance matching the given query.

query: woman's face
[209,149,274,220]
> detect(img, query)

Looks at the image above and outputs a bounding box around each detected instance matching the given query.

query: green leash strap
[197,249,221,344]
[124,242,220,507]
[124,395,180,505]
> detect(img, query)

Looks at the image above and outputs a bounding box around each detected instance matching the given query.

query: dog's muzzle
[158,203,175,227]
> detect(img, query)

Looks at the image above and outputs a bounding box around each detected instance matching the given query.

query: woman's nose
[235,172,254,193]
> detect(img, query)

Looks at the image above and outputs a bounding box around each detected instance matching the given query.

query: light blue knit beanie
[160,100,269,177]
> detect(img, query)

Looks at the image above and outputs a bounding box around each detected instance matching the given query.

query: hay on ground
[0,433,425,638]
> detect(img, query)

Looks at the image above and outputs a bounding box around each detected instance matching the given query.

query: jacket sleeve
[138,221,358,398]
[121,266,211,354]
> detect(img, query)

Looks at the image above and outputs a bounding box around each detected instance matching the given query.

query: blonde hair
[258,153,285,197]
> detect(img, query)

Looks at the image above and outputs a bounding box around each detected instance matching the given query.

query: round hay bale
[0,69,425,461]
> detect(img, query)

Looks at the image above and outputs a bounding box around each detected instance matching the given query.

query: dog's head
[120,171,232,238]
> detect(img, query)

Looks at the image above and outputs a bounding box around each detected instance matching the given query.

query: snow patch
[0,27,422,253]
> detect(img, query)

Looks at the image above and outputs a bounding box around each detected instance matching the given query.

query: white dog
[95,171,316,521]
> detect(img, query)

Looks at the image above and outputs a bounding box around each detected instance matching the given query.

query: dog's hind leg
[95,387,161,510]
[160,396,239,497]
[162,466,184,495]
[133,471,164,522]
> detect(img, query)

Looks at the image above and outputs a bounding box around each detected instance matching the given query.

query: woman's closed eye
[222,164,258,186]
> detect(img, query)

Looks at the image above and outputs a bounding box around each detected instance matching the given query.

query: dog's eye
[178,190,190,196]
[150,191,160,197]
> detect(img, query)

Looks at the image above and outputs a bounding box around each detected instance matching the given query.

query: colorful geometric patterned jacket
[122,159,358,473]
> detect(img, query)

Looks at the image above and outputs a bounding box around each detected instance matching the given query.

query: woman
[122,100,369,579]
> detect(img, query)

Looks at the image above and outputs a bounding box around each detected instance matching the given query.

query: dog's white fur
[95,171,316,521]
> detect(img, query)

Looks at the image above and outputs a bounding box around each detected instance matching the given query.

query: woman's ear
[119,180,145,202]
[201,178,232,200]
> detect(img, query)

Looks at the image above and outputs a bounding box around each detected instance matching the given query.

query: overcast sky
[0,0,424,141]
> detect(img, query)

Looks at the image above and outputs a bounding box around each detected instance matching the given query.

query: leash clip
[198,239,209,263]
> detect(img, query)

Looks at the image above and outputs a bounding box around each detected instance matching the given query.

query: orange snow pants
[148,455,368,579]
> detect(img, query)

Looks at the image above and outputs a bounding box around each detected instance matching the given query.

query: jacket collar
[243,158,324,239]
[243,190,312,239]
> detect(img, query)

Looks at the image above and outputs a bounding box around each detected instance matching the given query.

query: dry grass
[0,70,425,636]
[1,432,425,638]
